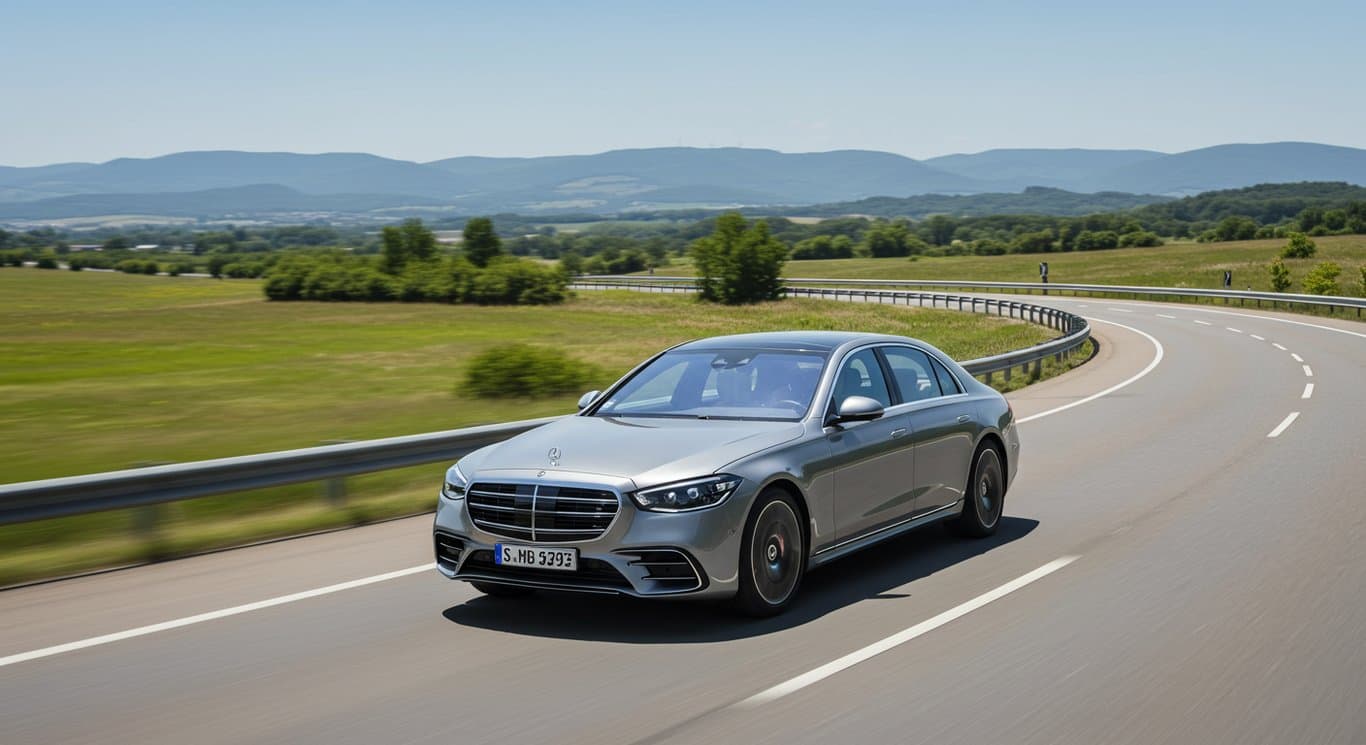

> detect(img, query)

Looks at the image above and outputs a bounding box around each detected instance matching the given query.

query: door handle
[889,428,907,439]
[956,414,971,423]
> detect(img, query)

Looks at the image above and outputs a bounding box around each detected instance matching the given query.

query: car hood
[463,415,805,489]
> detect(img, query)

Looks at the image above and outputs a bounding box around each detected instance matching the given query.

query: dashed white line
[1226,327,1243,334]
[733,556,1081,708]
[1303,364,1314,377]
[1267,412,1300,438]
[0,563,435,669]
[1302,383,1315,399]
[1108,308,1133,313]
[1291,353,1304,363]
[1156,313,1176,319]
[1250,334,1265,341]
[1194,320,1212,326]
[1273,343,1287,351]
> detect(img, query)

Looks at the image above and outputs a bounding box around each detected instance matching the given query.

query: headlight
[442,463,468,500]
[631,475,740,512]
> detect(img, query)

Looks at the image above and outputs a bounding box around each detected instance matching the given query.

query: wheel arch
[755,476,812,564]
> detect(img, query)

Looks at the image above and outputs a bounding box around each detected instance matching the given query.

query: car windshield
[594,349,829,421]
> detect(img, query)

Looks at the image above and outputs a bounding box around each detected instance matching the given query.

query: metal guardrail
[0,283,1088,526]
[590,275,1366,315]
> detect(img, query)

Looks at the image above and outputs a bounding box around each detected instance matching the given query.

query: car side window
[881,347,943,403]
[931,357,962,395]
[831,349,892,408]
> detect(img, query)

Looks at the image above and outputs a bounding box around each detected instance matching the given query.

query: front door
[828,348,914,540]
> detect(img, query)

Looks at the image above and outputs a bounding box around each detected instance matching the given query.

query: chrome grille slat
[467,481,619,542]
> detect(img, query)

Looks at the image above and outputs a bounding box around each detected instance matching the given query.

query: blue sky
[1,0,1362,166]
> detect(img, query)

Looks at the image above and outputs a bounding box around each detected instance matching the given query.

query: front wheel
[950,445,1005,538]
[733,489,806,617]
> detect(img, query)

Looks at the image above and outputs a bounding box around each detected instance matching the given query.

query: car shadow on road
[441,515,1037,642]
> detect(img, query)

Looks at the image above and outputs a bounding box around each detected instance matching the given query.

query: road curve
[2,298,1364,745]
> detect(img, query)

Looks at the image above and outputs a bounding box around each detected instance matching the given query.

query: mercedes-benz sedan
[434,331,1019,615]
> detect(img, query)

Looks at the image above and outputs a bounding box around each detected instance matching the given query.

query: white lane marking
[1303,364,1314,377]
[1076,304,1089,308]
[1058,299,1366,341]
[1251,334,1265,341]
[733,556,1080,709]
[1273,343,1287,351]
[1226,327,1243,334]
[1267,412,1300,438]
[1016,318,1164,425]
[1291,353,1304,362]
[1302,383,1315,399]
[1156,314,1176,319]
[0,564,434,669]
[1107,308,1133,313]
[1194,320,1212,326]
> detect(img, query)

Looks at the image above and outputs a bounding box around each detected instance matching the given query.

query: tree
[862,222,915,257]
[1119,231,1163,247]
[380,219,438,274]
[1212,216,1258,242]
[102,236,130,252]
[692,212,786,304]
[1301,262,1341,295]
[1280,232,1317,259]
[462,217,503,268]
[206,254,229,278]
[1268,258,1292,292]
[1011,230,1056,253]
[923,215,957,246]
[1074,230,1119,251]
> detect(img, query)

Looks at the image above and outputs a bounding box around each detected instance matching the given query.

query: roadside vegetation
[0,269,1071,585]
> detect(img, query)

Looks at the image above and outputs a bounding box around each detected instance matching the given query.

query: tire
[733,488,806,617]
[469,581,535,598]
[950,444,1005,538]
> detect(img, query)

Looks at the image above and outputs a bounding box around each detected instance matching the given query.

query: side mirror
[832,395,885,424]
[577,390,601,411]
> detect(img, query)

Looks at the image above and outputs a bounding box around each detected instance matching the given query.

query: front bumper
[432,469,753,599]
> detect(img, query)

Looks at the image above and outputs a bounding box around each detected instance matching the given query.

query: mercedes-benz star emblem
[547,447,561,466]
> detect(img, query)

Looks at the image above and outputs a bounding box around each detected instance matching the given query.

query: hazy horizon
[3,0,1364,167]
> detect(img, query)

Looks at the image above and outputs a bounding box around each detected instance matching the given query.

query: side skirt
[808,499,964,569]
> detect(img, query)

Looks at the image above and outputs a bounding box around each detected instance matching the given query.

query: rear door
[880,346,977,516]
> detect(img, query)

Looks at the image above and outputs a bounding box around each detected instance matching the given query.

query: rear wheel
[733,488,805,617]
[950,445,1005,538]
[470,581,535,598]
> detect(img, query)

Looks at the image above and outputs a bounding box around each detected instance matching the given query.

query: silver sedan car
[434,331,1019,616]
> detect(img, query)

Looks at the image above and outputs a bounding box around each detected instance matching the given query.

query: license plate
[494,543,578,571]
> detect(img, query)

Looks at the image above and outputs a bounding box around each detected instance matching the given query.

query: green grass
[0,268,1065,585]
[655,235,1366,301]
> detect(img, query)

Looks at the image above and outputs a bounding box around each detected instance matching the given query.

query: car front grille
[466,482,620,543]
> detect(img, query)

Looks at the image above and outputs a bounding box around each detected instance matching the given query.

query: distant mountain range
[1,142,1364,222]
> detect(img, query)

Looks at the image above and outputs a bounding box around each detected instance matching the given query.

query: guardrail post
[1031,358,1043,380]
[1003,365,1012,383]
[319,440,351,506]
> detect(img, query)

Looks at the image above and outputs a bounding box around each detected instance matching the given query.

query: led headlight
[631,475,740,512]
[442,463,468,500]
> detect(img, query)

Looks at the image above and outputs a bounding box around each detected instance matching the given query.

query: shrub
[692,212,786,304]
[1118,231,1163,247]
[34,256,59,269]
[1359,266,1366,296]
[467,258,569,305]
[167,262,196,277]
[462,344,601,398]
[1280,232,1317,259]
[67,256,85,271]
[116,259,159,275]
[1268,258,1292,293]
[1074,230,1120,251]
[1301,262,1341,295]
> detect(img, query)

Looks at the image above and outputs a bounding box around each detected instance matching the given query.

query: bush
[1359,266,1366,296]
[1301,262,1341,295]
[462,344,601,398]
[467,258,569,305]
[1075,230,1120,251]
[262,254,563,305]
[1118,231,1163,247]
[67,256,85,271]
[692,213,786,304]
[168,262,196,277]
[115,259,159,275]
[1280,232,1317,259]
[1268,258,1292,293]
[34,256,59,269]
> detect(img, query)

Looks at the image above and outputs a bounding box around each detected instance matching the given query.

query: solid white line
[1291,353,1304,362]
[1194,319,1212,326]
[1267,412,1300,438]
[733,556,1080,709]
[1250,334,1265,341]
[1226,327,1243,333]
[1303,364,1314,377]
[1273,343,1287,350]
[1107,308,1133,313]
[0,563,434,669]
[1302,383,1314,399]
[1016,318,1164,425]
[1156,314,1176,319]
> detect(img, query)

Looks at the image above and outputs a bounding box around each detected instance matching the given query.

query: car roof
[674,330,926,353]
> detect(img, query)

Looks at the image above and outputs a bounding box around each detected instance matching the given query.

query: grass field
[654,235,1366,299]
[0,268,1064,584]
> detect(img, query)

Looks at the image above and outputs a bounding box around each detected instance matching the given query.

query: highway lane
[2,299,1363,745]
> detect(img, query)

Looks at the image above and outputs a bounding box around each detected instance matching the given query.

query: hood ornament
[547,447,561,467]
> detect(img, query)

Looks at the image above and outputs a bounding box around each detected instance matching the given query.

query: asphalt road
[3,298,1364,745]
